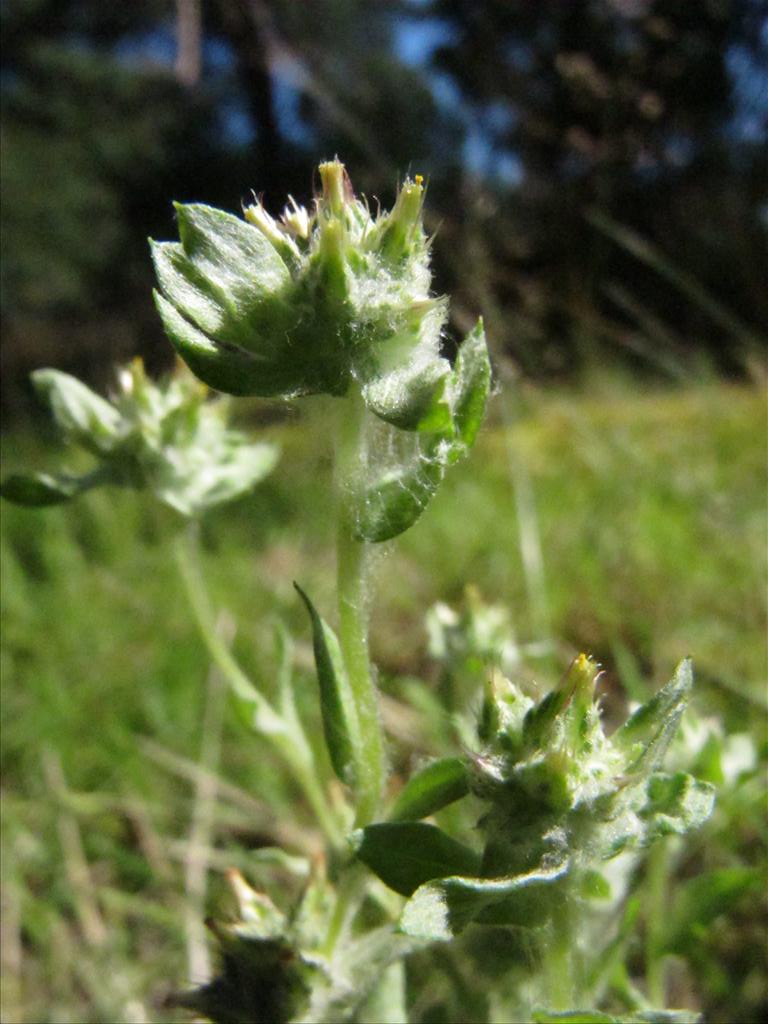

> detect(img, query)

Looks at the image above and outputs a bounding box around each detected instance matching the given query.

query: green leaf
[351,822,481,897]
[639,771,715,840]
[616,659,693,771]
[173,202,290,305]
[399,859,568,940]
[448,318,491,457]
[153,205,311,398]
[388,757,469,822]
[294,583,359,788]
[32,369,121,455]
[0,471,84,506]
[153,291,288,397]
[661,867,761,954]
[353,448,445,542]
[522,687,570,750]
[151,240,232,338]
[361,353,452,433]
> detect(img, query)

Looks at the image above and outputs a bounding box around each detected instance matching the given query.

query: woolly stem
[334,393,386,827]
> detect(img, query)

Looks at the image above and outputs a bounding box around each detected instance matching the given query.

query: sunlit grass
[1,377,765,1023]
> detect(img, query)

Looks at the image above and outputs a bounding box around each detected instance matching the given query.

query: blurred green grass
[1,378,766,1023]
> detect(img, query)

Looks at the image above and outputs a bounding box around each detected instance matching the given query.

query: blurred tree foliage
[1,0,766,412]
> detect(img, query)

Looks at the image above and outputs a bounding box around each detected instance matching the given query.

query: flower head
[151,159,488,436]
[1,361,278,517]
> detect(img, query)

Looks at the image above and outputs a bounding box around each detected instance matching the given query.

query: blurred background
[2,0,766,409]
[1,2,767,1023]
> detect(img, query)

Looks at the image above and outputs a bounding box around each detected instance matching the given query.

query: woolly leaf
[361,352,452,433]
[173,202,290,304]
[32,369,121,455]
[639,771,715,841]
[153,292,290,397]
[151,440,279,517]
[353,449,445,542]
[151,240,232,338]
[400,859,568,940]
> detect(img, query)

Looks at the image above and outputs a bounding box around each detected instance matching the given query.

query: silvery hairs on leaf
[151,159,491,541]
[1,360,278,518]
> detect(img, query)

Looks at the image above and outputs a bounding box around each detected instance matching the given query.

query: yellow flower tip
[414,174,424,186]
[318,158,351,215]
[576,653,591,671]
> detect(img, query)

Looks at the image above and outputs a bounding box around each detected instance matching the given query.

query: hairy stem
[544,898,576,1011]
[645,839,670,1006]
[335,394,386,827]
[321,861,368,957]
[173,525,342,846]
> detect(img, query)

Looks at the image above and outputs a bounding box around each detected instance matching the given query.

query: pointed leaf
[295,583,359,787]
[448,319,491,457]
[389,757,469,822]
[174,202,290,305]
[522,687,570,750]
[153,291,289,397]
[616,660,693,771]
[351,822,481,897]
[151,240,231,338]
[1,471,83,506]
[32,369,121,455]
[400,859,568,940]
[353,450,445,542]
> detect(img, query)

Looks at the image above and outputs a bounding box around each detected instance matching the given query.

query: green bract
[1,361,278,517]
[151,160,491,541]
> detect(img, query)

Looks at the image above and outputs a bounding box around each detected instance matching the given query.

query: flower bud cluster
[1,361,278,517]
[472,656,714,882]
[151,160,488,439]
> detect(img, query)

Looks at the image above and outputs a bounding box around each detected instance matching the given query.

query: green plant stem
[321,861,368,957]
[172,526,342,846]
[334,394,386,827]
[645,839,670,1006]
[544,899,576,1011]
